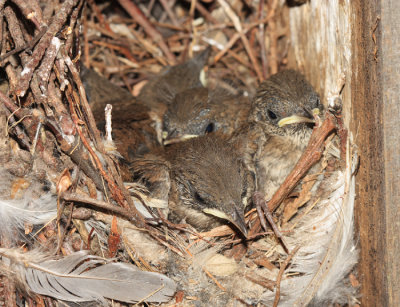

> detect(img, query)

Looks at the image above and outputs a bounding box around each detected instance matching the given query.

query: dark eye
[205,123,214,134]
[194,192,205,203]
[267,110,277,120]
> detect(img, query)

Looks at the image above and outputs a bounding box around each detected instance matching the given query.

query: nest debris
[0,0,359,306]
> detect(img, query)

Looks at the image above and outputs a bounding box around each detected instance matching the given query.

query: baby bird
[80,67,159,160]
[163,86,250,144]
[131,133,253,236]
[137,48,210,114]
[233,69,323,198]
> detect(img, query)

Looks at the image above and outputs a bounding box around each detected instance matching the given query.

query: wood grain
[353,1,400,305]
[288,0,400,305]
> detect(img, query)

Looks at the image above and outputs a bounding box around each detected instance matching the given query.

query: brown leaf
[108,216,121,257]
[57,168,72,194]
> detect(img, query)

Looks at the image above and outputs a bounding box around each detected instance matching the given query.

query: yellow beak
[163,133,198,145]
[278,108,320,127]
[203,208,248,237]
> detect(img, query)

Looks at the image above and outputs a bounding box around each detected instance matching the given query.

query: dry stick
[42,115,93,171]
[87,0,113,32]
[82,11,89,68]
[65,87,127,210]
[3,5,46,105]
[0,25,47,63]
[10,0,43,30]
[1,107,31,149]
[212,13,276,65]
[64,57,148,229]
[258,0,268,80]
[218,0,263,81]
[203,268,227,291]
[117,0,176,64]
[37,37,61,94]
[253,191,289,253]
[0,91,33,128]
[267,0,279,74]
[159,0,179,27]
[64,0,85,55]
[91,40,138,63]
[16,0,79,97]
[62,192,134,220]
[273,245,300,307]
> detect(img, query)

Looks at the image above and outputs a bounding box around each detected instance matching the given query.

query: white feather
[260,143,358,306]
[0,193,57,236]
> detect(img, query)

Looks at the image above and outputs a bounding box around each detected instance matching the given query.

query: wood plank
[288,0,400,305]
[351,2,386,305]
[352,1,400,305]
[380,1,400,305]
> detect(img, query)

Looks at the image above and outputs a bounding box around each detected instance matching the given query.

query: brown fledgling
[80,67,159,162]
[232,69,323,198]
[131,133,253,236]
[137,48,211,115]
[162,86,251,144]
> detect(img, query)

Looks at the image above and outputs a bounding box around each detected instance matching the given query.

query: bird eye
[205,123,214,134]
[194,192,205,203]
[267,110,277,120]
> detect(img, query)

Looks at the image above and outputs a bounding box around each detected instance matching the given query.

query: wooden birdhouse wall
[287,1,400,306]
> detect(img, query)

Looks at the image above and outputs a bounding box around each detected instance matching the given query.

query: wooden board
[288,0,400,305]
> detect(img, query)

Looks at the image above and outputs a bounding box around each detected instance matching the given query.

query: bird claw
[253,191,290,253]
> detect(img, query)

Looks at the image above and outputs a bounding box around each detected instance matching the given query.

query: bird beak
[277,108,320,127]
[203,207,248,237]
[200,69,207,87]
[163,133,199,145]
[312,107,320,116]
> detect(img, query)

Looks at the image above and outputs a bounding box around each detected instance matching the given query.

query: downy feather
[260,142,358,306]
[0,249,176,304]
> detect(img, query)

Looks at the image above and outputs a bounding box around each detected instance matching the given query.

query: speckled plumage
[131,133,253,235]
[137,48,210,114]
[232,69,323,198]
[163,86,250,141]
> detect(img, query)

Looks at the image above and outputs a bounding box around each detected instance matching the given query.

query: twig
[258,0,268,80]
[253,192,289,253]
[37,37,61,95]
[267,0,279,74]
[64,55,149,229]
[218,0,263,81]
[0,24,47,63]
[87,0,113,32]
[62,192,134,220]
[273,245,300,307]
[10,0,43,30]
[159,0,179,27]
[117,0,176,64]
[16,0,79,97]
[203,268,226,291]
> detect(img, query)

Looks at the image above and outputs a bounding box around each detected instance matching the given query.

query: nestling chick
[131,134,253,236]
[163,86,250,144]
[80,67,159,161]
[137,48,210,114]
[233,69,323,198]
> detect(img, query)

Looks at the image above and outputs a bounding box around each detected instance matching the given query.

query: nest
[0,0,359,306]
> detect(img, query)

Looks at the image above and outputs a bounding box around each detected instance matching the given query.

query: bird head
[163,87,216,145]
[169,134,252,237]
[250,70,322,148]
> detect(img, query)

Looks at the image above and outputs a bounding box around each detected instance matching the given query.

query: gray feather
[0,249,176,304]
